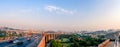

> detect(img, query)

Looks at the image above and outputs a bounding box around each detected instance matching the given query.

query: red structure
[28,29,33,35]
[37,33,46,47]
[37,32,60,47]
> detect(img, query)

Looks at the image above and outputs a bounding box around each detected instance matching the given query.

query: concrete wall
[37,33,58,47]
[98,39,110,47]
[37,35,45,47]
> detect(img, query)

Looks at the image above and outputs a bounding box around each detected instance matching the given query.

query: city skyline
[0,0,120,31]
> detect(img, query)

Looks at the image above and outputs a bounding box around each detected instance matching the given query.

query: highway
[0,34,41,47]
[105,41,114,47]
[114,40,119,47]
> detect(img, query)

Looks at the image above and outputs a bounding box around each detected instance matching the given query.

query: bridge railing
[98,39,110,47]
[37,35,45,47]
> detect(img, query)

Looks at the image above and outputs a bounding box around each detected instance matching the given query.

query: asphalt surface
[105,41,115,47]
[0,34,41,47]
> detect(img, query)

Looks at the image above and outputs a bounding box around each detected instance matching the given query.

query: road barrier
[98,39,110,47]
[37,35,45,47]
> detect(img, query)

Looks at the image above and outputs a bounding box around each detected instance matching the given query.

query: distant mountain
[85,30,113,35]
[0,27,23,31]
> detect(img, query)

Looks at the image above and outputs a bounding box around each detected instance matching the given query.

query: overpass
[37,31,62,47]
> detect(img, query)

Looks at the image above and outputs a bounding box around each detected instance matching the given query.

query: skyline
[0,0,120,31]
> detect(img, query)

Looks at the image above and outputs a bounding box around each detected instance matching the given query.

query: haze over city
[0,0,120,31]
[1,0,120,47]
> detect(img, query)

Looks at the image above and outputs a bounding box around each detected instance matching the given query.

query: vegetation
[50,39,62,47]
[0,31,7,37]
[50,34,105,47]
[0,30,25,40]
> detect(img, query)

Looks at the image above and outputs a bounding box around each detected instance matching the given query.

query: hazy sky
[0,0,120,31]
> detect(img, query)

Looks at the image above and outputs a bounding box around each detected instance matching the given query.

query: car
[13,40,23,45]
[27,38,31,41]
[8,40,13,43]
[35,36,38,39]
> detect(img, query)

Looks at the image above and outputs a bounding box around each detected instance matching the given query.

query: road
[26,34,42,47]
[105,41,114,47]
[113,40,120,47]
[0,34,41,47]
[0,37,26,47]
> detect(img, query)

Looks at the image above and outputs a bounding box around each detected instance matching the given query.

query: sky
[0,0,120,31]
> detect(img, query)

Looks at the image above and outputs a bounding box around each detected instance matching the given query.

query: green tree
[50,39,62,47]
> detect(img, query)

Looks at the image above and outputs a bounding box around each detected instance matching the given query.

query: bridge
[0,29,63,47]
[37,31,62,47]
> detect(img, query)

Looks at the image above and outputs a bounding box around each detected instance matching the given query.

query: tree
[50,39,62,47]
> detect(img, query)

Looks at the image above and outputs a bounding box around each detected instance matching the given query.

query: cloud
[44,5,75,15]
